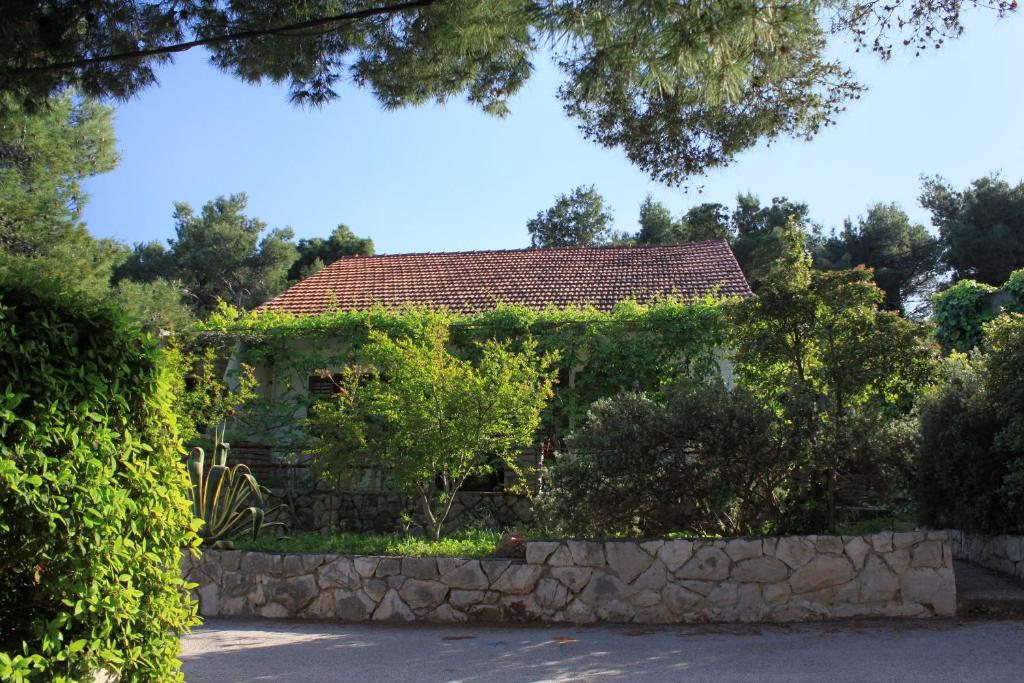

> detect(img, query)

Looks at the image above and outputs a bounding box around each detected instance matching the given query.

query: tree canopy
[289,224,375,281]
[921,174,1024,287]
[527,185,615,248]
[813,203,941,314]
[2,1,1013,184]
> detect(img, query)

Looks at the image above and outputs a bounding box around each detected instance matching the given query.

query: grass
[235,529,504,557]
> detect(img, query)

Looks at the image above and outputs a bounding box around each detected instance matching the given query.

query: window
[308,373,344,400]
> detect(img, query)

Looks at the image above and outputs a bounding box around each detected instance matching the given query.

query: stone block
[373,589,415,622]
[259,602,289,618]
[1006,536,1024,562]
[732,556,788,583]
[707,582,738,607]
[302,554,325,572]
[789,556,855,595]
[911,541,944,569]
[282,555,306,577]
[734,583,764,621]
[676,547,730,581]
[449,589,487,610]
[526,542,559,565]
[334,589,375,620]
[724,539,763,562]
[860,555,899,603]
[579,572,632,606]
[499,594,543,620]
[775,538,814,569]
[562,598,597,624]
[900,567,955,615]
[442,560,489,590]
[815,536,844,554]
[241,552,282,576]
[435,557,466,576]
[892,532,924,549]
[318,557,361,590]
[631,560,667,592]
[679,580,714,596]
[272,574,317,612]
[304,591,334,617]
[595,598,634,622]
[605,542,654,583]
[198,582,219,617]
[662,584,702,614]
[399,578,448,610]
[480,559,512,582]
[870,532,894,553]
[884,549,911,574]
[401,557,439,580]
[640,540,665,556]
[550,566,592,593]
[491,564,544,594]
[354,557,379,578]
[375,558,401,577]
[657,540,693,573]
[763,581,791,605]
[566,541,605,567]
[844,537,871,570]
[218,550,241,572]
[534,578,571,611]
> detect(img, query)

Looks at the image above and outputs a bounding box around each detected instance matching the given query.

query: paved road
[182,618,1024,682]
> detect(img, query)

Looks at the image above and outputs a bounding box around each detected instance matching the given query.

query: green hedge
[0,270,198,681]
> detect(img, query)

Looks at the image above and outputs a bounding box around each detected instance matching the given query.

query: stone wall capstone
[183,531,955,623]
[949,529,1024,581]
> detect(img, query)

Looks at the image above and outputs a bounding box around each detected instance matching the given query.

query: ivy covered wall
[196,297,731,455]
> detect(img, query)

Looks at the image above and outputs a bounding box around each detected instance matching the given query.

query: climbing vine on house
[933,268,1024,353]
[194,296,730,451]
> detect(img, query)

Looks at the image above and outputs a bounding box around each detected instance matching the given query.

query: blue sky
[82,12,1023,255]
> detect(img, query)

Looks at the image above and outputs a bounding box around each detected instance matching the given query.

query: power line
[8,0,437,76]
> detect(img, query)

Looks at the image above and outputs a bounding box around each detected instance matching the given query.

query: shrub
[307,324,556,540]
[915,354,1004,532]
[730,224,937,531]
[916,315,1024,533]
[0,270,198,682]
[536,381,794,537]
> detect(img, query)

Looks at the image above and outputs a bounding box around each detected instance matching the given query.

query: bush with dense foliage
[306,324,555,540]
[917,314,1024,533]
[0,269,198,682]
[729,223,936,531]
[919,314,1024,532]
[536,381,793,537]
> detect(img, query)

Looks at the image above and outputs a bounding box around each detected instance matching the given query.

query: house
[239,239,752,450]
[259,239,751,315]
[230,240,752,530]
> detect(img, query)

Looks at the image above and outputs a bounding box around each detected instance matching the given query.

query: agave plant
[187,424,285,548]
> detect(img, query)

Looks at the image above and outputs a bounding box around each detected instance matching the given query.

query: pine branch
[9,0,438,76]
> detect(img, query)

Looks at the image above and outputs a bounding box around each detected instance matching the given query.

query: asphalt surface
[182,618,1024,682]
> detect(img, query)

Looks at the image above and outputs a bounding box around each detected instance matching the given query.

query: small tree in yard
[309,326,555,540]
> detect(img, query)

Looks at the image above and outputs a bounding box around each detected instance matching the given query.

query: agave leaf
[187,447,205,520]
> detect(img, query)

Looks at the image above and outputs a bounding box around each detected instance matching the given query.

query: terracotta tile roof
[259,240,751,315]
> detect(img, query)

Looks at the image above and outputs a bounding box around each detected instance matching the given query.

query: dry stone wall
[183,531,955,624]
[949,529,1024,581]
